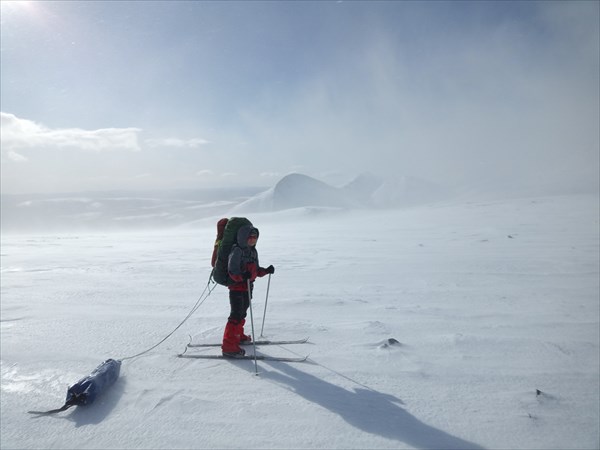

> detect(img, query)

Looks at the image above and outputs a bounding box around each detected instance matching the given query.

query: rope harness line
[28,274,218,415]
[120,274,217,362]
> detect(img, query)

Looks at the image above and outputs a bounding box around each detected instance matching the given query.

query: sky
[1,0,598,195]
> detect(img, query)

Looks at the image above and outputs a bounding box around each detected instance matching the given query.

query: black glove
[242,271,252,281]
[265,265,275,274]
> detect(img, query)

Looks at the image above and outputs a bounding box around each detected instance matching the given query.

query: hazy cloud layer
[235,2,599,193]
[145,137,210,148]
[1,1,597,195]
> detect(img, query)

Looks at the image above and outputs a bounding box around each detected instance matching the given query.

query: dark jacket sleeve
[228,246,245,283]
[255,249,267,278]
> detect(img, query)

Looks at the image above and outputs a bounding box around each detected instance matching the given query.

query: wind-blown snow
[0,173,451,233]
[1,193,599,449]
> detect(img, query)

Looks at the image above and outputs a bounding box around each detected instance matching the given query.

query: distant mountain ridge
[229,172,447,214]
[1,173,448,232]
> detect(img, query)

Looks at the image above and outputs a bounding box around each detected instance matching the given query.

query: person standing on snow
[222,225,274,357]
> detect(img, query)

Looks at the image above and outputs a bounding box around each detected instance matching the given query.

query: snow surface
[1,193,599,449]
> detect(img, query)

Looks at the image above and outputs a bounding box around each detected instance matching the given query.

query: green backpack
[211,217,252,286]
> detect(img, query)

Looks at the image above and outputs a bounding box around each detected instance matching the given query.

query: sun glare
[1,0,36,15]
[1,0,49,29]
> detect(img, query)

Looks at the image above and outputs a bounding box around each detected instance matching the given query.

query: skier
[222,225,274,357]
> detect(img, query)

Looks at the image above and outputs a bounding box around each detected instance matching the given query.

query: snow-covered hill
[230,172,448,214]
[1,193,598,449]
[370,175,448,207]
[0,171,595,234]
[230,173,356,214]
[0,173,445,231]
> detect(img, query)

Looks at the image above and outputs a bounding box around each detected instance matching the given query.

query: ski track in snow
[1,194,599,449]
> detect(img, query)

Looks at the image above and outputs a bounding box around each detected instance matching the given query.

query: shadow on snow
[258,360,485,450]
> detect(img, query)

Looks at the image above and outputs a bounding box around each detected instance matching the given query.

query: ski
[177,353,308,362]
[187,337,309,348]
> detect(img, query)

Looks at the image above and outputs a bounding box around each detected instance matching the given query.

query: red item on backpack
[211,218,229,268]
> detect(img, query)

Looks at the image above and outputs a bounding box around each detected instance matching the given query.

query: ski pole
[247,279,259,375]
[259,273,272,338]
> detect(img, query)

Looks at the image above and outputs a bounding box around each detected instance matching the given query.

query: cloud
[0,112,142,155]
[145,137,210,148]
[7,150,28,162]
[237,2,599,193]
[260,172,281,179]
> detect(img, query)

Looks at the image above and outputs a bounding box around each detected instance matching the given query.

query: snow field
[1,194,598,449]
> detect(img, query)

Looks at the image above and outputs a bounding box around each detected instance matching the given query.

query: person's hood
[236,225,259,248]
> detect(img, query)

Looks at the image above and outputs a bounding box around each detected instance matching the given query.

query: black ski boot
[222,348,246,358]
